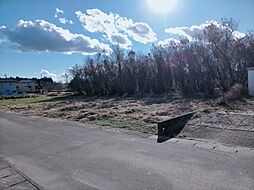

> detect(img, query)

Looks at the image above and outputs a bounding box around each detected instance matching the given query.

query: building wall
[17,81,36,93]
[0,80,37,96]
[248,68,254,96]
[0,82,17,95]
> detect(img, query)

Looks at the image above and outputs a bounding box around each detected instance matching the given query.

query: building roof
[247,67,254,71]
[0,79,17,83]
[18,79,35,83]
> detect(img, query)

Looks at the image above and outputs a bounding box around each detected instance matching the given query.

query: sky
[0,0,253,82]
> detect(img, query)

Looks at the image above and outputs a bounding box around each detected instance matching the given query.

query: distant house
[0,79,37,96]
[0,79,18,96]
[17,79,36,93]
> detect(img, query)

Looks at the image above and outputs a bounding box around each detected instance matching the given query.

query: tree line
[68,18,254,96]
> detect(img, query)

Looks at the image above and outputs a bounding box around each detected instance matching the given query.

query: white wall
[17,80,36,93]
[0,82,17,95]
[0,80,37,96]
[248,67,254,96]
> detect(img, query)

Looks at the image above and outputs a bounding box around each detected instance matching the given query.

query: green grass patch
[0,95,58,106]
[88,117,157,134]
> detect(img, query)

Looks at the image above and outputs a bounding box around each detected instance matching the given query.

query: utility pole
[64,73,69,88]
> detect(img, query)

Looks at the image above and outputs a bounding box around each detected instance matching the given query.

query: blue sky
[0,0,253,82]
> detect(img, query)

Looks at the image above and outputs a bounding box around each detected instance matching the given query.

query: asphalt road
[0,111,254,190]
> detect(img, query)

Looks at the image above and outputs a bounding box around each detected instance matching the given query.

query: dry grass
[0,95,58,106]
[0,94,216,134]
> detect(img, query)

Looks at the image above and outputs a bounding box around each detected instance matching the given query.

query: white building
[17,80,36,93]
[0,79,37,96]
[0,79,18,96]
[248,67,254,96]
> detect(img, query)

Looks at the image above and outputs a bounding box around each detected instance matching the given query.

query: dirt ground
[187,111,254,131]
[0,94,218,134]
[182,110,254,147]
[178,98,254,147]
[0,94,253,135]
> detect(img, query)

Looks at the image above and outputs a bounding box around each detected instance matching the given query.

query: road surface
[0,111,254,190]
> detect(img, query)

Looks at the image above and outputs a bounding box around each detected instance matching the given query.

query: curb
[0,157,45,190]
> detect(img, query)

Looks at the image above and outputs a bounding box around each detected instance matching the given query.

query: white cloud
[165,21,220,41]
[157,38,180,47]
[59,17,74,25]
[232,31,246,39]
[0,20,111,55]
[109,33,132,49]
[40,69,66,83]
[55,8,64,18]
[75,9,157,48]
[0,25,6,30]
[0,26,7,44]
[40,69,57,81]
[54,8,74,25]
[165,21,246,41]
[59,18,67,24]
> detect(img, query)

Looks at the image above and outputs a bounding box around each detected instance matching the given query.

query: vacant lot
[1,94,253,135]
[0,94,219,134]
[0,95,57,106]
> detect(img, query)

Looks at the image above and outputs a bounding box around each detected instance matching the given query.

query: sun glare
[147,0,178,14]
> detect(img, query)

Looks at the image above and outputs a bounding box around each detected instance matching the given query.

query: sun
[146,0,178,14]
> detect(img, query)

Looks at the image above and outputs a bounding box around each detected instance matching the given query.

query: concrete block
[157,111,195,142]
